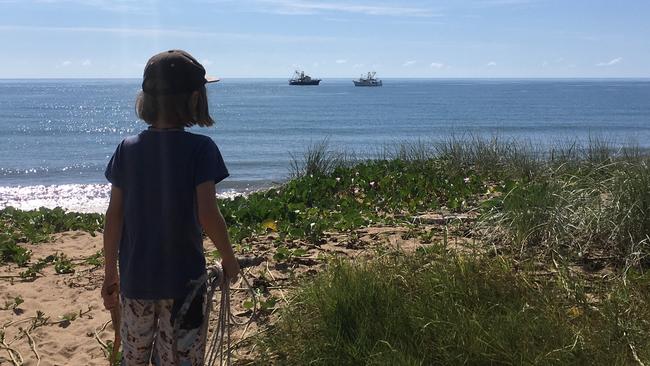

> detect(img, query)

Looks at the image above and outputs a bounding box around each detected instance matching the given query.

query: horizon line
[1,76,650,81]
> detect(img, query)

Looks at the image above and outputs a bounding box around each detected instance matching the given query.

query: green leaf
[292,248,308,257]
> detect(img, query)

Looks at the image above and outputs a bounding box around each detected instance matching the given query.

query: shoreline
[0,183,269,213]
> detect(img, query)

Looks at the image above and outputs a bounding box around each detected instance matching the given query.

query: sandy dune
[0,216,468,365]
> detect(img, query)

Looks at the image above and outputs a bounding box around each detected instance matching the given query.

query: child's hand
[221,256,241,284]
[101,273,120,310]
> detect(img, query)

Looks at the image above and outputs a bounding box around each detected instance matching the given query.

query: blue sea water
[1,78,649,211]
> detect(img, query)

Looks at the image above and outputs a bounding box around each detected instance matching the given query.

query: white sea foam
[0,184,110,213]
[0,184,246,213]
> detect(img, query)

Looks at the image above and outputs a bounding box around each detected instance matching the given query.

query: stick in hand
[106,283,121,365]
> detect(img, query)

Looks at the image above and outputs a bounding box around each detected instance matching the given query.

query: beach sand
[0,213,474,365]
[0,232,110,366]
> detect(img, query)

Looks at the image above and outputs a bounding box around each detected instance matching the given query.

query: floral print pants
[120,290,206,366]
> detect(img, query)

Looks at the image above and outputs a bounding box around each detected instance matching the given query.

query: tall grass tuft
[257,249,650,365]
[433,135,544,180]
[479,137,650,264]
[610,161,650,265]
[378,139,435,162]
[289,139,349,178]
[585,135,614,165]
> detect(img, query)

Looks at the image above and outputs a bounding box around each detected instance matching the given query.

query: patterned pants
[120,289,206,366]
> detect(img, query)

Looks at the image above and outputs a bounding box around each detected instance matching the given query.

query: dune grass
[252,137,650,365]
[219,140,489,246]
[273,137,650,264]
[3,136,649,267]
[478,145,650,265]
[257,246,650,365]
[2,137,650,364]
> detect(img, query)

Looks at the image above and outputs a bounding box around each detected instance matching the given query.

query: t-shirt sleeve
[104,142,124,188]
[194,138,229,187]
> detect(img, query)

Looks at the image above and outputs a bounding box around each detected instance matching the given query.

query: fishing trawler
[353,72,382,87]
[289,70,321,85]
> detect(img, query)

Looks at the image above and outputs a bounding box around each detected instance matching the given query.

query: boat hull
[353,80,382,87]
[289,80,321,85]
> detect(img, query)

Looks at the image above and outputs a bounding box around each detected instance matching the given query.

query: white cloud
[353,63,364,68]
[335,59,347,64]
[542,58,563,67]
[201,59,214,66]
[1,0,147,13]
[0,25,339,43]
[81,59,92,67]
[245,0,439,17]
[596,57,622,67]
[430,62,444,69]
[403,60,417,67]
[486,61,497,67]
[61,60,72,67]
[475,0,536,6]
[323,17,351,22]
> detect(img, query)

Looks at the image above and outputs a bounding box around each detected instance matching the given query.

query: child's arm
[101,185,123,310]
[196,181,240,281]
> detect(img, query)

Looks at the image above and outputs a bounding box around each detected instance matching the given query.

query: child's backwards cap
[142,49,219,96]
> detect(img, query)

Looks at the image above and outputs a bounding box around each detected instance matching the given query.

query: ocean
[1,78,649,212]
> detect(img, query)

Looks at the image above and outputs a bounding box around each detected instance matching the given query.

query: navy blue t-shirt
[105,128,229,299]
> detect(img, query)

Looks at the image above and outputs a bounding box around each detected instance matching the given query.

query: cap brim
[205,75,221,83]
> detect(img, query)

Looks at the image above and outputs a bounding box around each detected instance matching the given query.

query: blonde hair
[135,86,214,127]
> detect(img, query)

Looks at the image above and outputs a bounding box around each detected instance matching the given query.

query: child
[101,49,240,366]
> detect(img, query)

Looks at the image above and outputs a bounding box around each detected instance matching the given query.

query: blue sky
[1,0,648,78]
